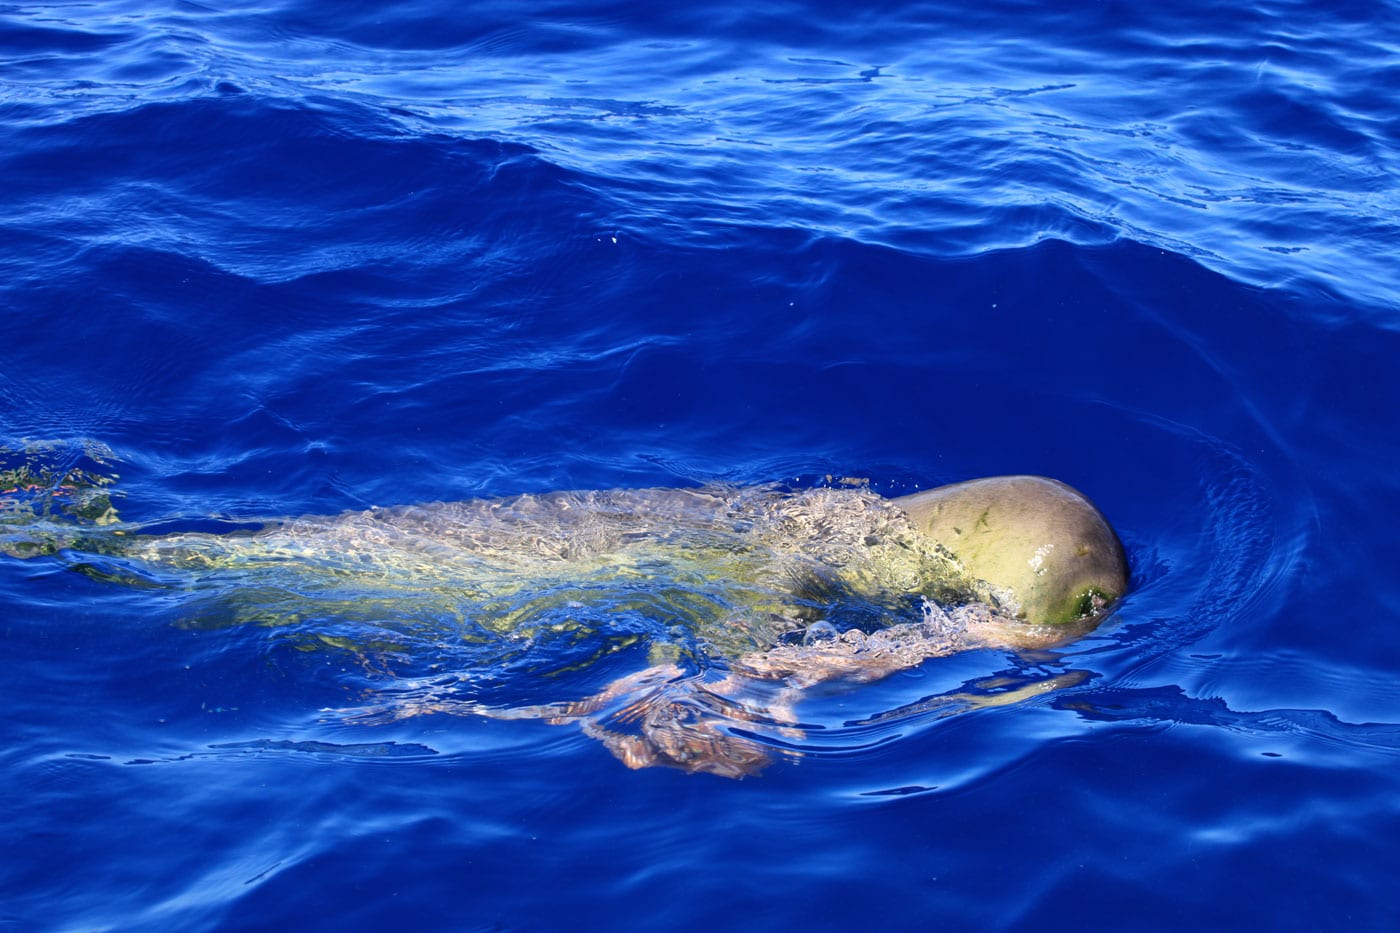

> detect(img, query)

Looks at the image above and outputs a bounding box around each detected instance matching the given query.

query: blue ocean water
[3,0,1400,929]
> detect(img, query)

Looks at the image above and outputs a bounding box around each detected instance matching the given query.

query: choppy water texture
[3,1,1400,930]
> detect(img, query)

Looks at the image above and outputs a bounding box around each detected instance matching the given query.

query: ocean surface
[3,0,1400,929]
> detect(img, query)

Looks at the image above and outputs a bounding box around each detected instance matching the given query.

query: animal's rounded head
[894,476,1128,626]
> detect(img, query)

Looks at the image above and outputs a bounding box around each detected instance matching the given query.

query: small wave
[208,738,439,759]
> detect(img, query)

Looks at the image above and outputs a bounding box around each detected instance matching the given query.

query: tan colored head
[893,476,1128,626]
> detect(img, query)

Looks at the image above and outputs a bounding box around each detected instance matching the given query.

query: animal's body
[3,458,1127,776]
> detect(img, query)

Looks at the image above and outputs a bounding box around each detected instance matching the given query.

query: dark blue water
[4,0,1400,929]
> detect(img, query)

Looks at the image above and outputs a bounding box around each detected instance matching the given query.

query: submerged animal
[2,451,1128,777]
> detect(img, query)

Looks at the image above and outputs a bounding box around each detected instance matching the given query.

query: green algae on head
[893,475,1128,626]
